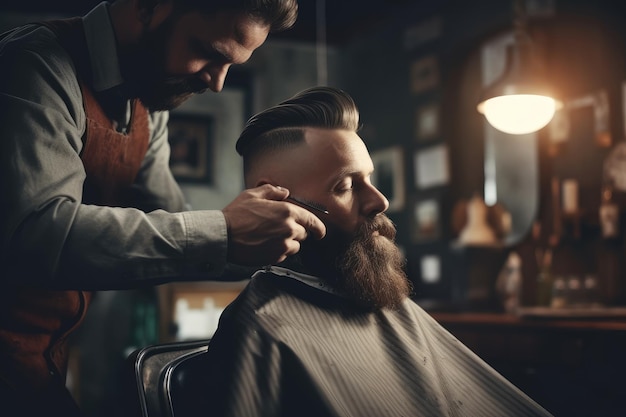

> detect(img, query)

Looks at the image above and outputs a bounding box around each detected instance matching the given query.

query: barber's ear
[137,0,173,27]
[136,0,157,24]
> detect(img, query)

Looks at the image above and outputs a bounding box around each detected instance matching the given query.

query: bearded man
[197,86,553,417]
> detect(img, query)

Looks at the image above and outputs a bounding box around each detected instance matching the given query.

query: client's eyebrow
[286,196,329,215]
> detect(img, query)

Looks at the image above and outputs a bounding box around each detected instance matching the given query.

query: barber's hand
[222,184,326,266]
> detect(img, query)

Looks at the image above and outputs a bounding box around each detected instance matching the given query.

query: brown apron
[0,17,150,395]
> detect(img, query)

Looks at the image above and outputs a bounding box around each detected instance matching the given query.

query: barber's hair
[171,0,298,32]
[236,87,360,178]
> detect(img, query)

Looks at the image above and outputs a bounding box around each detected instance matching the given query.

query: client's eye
[335,179,354,193]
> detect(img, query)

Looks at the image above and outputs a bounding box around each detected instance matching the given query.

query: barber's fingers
[248,183,290,201]
[222,186,325,265]
[249,184,326,239]
[277,238,303,263]
[289,219,311,242]
[289,205,326,240]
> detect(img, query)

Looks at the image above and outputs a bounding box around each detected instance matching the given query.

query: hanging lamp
[477,0,561,135]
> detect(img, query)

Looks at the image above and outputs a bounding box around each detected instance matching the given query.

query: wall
[336,0,626,309]
[337,0,516,305]
[520,1,626,306]
[176,40,341,210]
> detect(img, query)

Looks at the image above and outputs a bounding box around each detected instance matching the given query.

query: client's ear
[256,179,275,188]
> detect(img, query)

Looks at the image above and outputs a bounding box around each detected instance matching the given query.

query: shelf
[517,306,626,319]
[429,310,626,332]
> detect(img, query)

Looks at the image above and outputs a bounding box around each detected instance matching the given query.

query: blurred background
[2,1,626,416]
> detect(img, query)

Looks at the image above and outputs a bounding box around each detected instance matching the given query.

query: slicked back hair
[236,86,360,180]
[170,0,298,32]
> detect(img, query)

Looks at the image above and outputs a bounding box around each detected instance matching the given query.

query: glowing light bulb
[477,94,559,135]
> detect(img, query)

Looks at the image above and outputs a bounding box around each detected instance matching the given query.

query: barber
[0,0,324,415]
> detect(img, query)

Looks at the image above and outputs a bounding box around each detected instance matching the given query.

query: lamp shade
[477,41,561,135]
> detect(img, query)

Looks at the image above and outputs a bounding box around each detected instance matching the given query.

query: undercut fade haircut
[173,0,298,32]
[236,86,360,177]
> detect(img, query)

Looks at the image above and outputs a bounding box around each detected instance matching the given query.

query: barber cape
[202,267,552,417]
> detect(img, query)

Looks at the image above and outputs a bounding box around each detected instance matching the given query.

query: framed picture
[370,146,406,212]
[168,113,215,183]
[411,198,441,242]
[403,16,442,50]
[414,144,450,189]
[410,55,439,94]
[420,254,441,284]
[415,104,440,141]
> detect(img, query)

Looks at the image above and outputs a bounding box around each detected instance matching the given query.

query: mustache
[356,214,397,241]
[133,75,210,111]
[158,75,210,95]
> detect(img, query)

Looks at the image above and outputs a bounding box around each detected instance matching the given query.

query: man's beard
[119,14,210,111]
[298,214,412,310]
[131,76,208,111]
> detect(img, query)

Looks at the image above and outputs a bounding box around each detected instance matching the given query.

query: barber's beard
[132,75,208,111]
[299,215,412,310]
[119,15,209,111]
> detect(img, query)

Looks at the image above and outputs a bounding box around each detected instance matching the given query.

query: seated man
[202,87,552,417]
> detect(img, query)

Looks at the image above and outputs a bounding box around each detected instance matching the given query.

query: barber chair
[124,339,212,417]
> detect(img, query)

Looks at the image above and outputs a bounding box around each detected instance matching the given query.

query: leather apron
[0,17,150,394]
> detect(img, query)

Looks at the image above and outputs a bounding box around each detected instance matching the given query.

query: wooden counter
[429,310,626,417]
[432,309,626,330]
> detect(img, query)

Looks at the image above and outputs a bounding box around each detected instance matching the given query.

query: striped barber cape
[200,267,553,417]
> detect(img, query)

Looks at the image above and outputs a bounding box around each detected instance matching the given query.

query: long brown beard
[337,215,412,310]
[297,214,412,310]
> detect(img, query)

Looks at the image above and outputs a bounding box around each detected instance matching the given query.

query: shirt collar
[253,266,346,297]
[82,2,124,92]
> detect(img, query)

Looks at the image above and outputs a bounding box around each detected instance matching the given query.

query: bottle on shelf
[583,274,601,307]
[535,248,553,307]
[550,275,567,309]
[599,181,619,239]
[496,251,522,314]
[566,275,584,307]
[597,179,622,306]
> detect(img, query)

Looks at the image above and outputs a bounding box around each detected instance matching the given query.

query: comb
[286,196,329,215]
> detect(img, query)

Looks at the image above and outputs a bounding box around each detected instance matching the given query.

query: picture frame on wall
[414,144,450,189]
[409,55,439,94]
[168,113,215,184]
[370,146,406,212]
[411,198,441,242]
[415,104,440,141]
[403,16,442,50]
[420,254,441,284]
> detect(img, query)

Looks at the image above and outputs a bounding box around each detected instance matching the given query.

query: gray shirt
[0,2,227,288]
